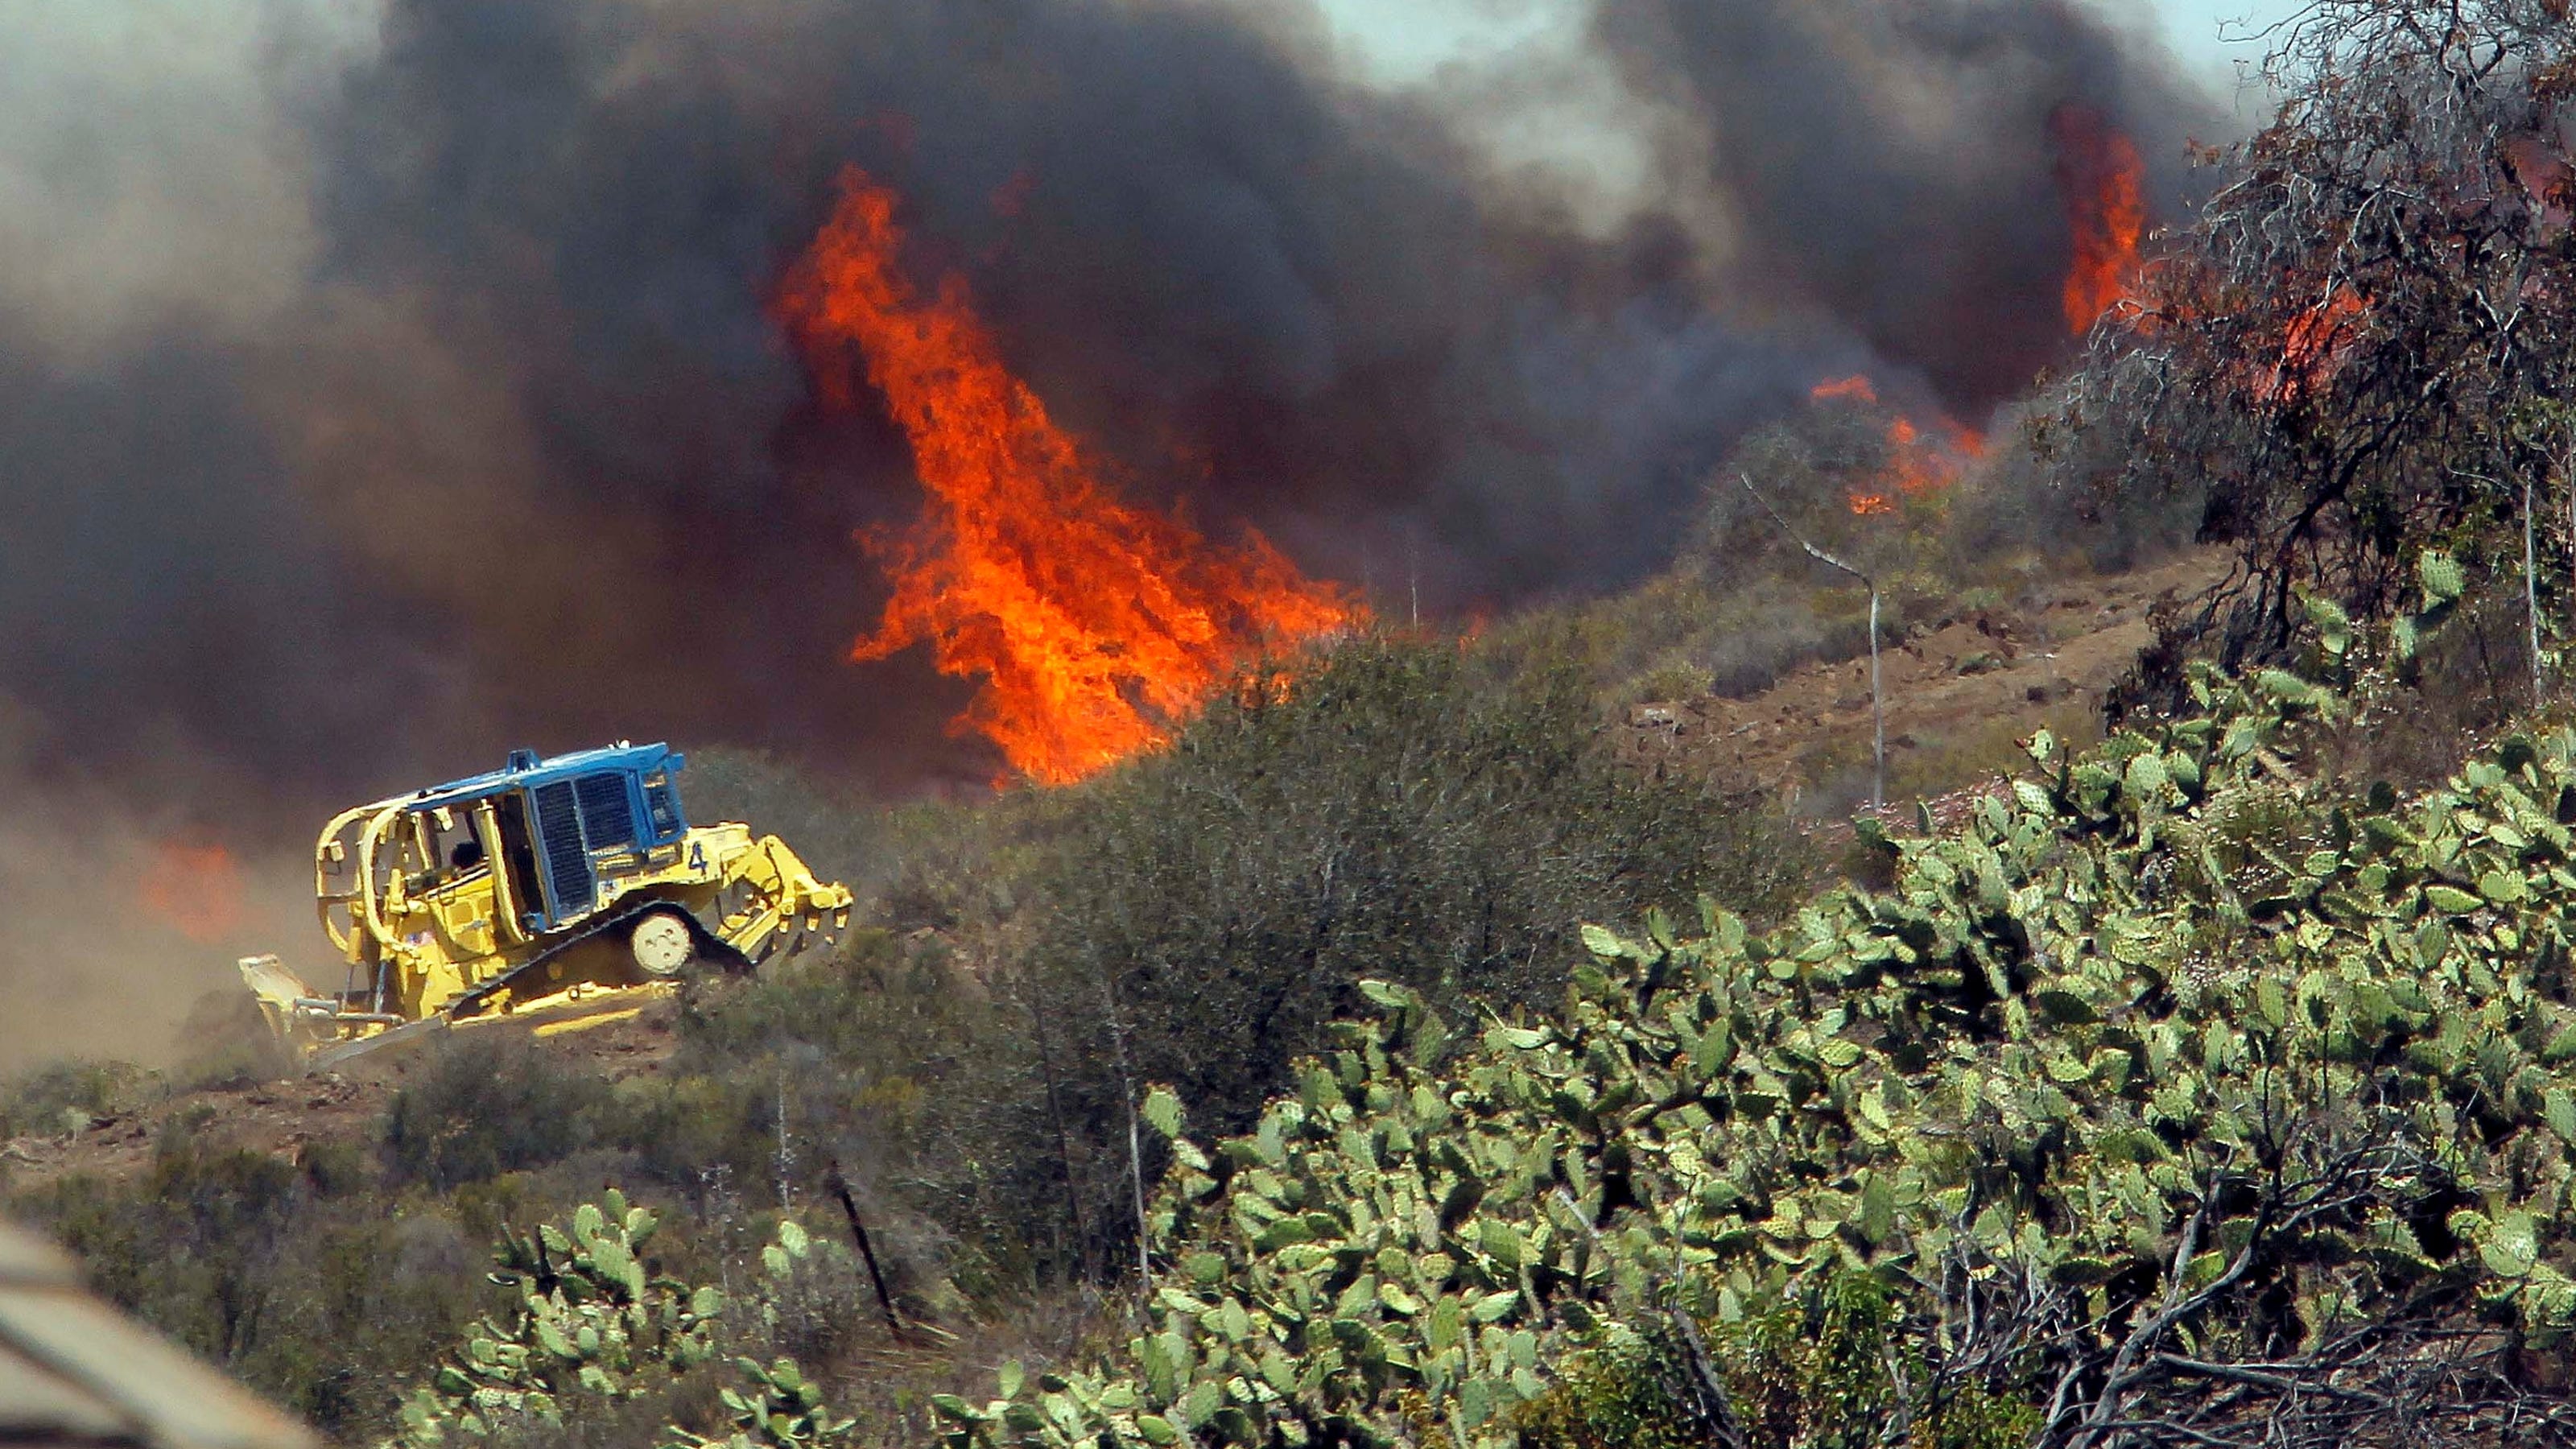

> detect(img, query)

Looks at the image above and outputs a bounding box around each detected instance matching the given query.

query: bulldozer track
[443,895,751,1022]
[303,895,781,1072]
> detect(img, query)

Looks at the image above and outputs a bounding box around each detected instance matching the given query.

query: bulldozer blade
[304,1014,452,1073]
[238,953,314,1006]
[238,953,320,1041]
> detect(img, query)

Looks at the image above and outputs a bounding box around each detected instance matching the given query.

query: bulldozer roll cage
[240,741,853,1069]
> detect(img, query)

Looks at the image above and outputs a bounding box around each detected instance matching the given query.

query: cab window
[406,805,487,887]
[426,807,486,875]
[641,770,684,840]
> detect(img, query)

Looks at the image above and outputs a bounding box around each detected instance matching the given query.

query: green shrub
[32,1133,303,1364]
[1025,634,1810,1126]
[18,1125,489,1441]
[1517,1274,2035,1449]
[0,1058,160,1139]
[667,931,1069,1301]
[382,1036,613,1190]
[1614,661,1715,709]
[1509,1327,1706,1449]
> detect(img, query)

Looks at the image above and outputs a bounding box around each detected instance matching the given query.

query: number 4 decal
[688,840,707,872]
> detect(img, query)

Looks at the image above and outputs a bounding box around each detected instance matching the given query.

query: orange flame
[2107,248,2371,409]
[2261,289,2368,403]
[141,841,248,944]
[776,170,1360,784]
[2053,104,2146,334]
[1810,374,1987,514]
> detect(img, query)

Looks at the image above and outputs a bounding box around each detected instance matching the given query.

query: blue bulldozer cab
[407,742,692,933]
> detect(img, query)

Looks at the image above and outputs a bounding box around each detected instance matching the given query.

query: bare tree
[1894,1108,2576,1449]
[2064,0,2576,709]
[1740,473,1885,808]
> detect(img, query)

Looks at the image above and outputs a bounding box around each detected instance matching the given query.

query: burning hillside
[0,0,2213,807]
[1806,375,1988,515]
[766,80,2151,782]
[777,171,1360,783]
[0,0,2219,1069]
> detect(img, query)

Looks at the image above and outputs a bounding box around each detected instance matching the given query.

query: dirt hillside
[1615,551,2227,814]
[1,994,684,1193]
[4,551,2228,1195]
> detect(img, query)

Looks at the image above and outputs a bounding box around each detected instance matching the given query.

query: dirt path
[1616,551,2229,814]
[0,993,687,1193]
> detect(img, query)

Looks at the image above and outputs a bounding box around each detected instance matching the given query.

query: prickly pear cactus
[387,1189,727,1446]
[924,554,2576,1447]
[663,1356,857,1449]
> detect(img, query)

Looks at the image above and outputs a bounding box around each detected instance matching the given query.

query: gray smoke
[1596,0,2209,406]
[0,0,2215,812]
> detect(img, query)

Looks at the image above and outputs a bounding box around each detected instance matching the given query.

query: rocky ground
[1612,551,2229,815]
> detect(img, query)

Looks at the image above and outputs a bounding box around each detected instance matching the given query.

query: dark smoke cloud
[0,0,2216,816]
[1596,0,2211,407]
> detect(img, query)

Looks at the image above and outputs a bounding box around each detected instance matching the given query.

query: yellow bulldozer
[240,742,852,1070]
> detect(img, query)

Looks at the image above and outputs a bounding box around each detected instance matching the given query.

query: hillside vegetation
[902,560,2576,1449]
[0,629,1818,1446]
[256,549,2576,1449]
[13,2,2576,1446]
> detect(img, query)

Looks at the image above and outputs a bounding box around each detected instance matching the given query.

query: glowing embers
[2262,287,2369,404]
[1808,377,1986,516]
[141,840,248,943]
[776,170,1359,785]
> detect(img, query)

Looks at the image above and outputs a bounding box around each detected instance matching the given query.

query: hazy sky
[1294,0,2306,234]
[1316,0,2307,89]
[2150,0,2312,74]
